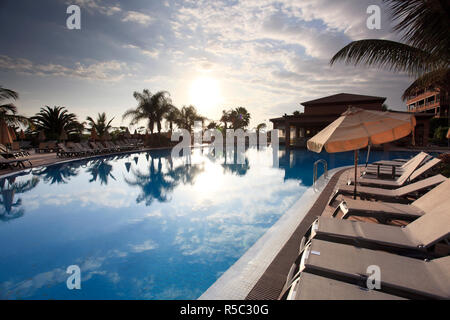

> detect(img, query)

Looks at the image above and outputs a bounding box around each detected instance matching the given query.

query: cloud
[68,0,122,16]
[0,55,129,82]
[122,11,154,25]
[129,239,158,253]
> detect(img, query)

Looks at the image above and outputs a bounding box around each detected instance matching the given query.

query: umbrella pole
[354,150,358,199]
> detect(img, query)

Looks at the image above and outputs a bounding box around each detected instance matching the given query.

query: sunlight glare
[189,77,221,115]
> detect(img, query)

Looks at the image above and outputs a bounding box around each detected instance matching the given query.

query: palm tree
[207,121,221,130]
[330,0,450,100]
[86,112,114,137]
[31,106,84,140]
[123,89,172,135]
[175,105,205,132]
[256,123,267,133]
[164,105,181,133]
[220,110,231,129]
[0,86,30,127]
[229,107,251,130]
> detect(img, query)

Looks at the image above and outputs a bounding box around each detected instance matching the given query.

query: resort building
[270,93,386,148]
[406,88,449,118]
[271,93,435,147]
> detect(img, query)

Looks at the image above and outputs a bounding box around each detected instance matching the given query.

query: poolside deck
[245,166,408,300]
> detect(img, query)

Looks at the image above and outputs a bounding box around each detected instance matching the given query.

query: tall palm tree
[123,89,172,134]
[164,105,181,133]
[86,112,114,137]
[207,121,221,130]
[220,110,231,130]
[31,106,84,140]
[256,123,267,133]
[229,107,251,130]
[330,0,450,100]
[175,105,205,132]
[0,86,29,127]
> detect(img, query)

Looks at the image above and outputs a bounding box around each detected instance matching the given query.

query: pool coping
[198,165,353,300]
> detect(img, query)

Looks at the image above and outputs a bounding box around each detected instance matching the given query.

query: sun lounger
[116,140,133,150]
[73,143,94,156]
[362,157,441,185]
[333,177,450,223]
[80,142,100,155]
[105,141,120,152]
[280,272,404,300]
[0,143,24,158]
[57,143,80,157]
[11,141,30,157]
[0,154,32,169]
[364,152,431,178]
[329,174,446,204]
[289,239,450,299]
[348,153,428,188]
[88,142,108,153]
[303,191,450,259]
[91,141,107,152]
[371,152,429,168]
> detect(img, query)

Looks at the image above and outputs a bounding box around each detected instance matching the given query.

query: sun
[189,77,221,114]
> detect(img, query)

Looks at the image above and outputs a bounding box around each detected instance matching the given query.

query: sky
[0,0,415,130]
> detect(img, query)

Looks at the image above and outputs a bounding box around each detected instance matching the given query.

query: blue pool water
[0,147,419,299]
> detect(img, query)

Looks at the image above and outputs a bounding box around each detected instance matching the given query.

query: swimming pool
[0,147,418,299]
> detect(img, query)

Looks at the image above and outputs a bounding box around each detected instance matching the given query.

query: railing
[313,159,328,191]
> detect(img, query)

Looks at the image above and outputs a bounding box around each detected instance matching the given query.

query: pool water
[0,147,418,299]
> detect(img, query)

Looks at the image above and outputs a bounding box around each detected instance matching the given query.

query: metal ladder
[313,159,328,191]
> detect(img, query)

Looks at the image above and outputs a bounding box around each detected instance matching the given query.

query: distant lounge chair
[104,141,121,152]
[0,154,32,169]
[57,143,79,157]
[333,178,450,223]
[350,156,441,188]
[90,141,111,153]
[73,143,94,156]
[80,142,100,155]
[36,141,58,153]
[11,141,30,157]
[329,174,446,204]
[116,140,134,150]
[302,191,450,259]
[288,239,450,299]
[0,143,24,158]
[280,272,404,300]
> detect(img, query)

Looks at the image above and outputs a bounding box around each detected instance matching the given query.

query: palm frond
[385,0,450,60]
[330,39,443,76]
[0,87,19,101]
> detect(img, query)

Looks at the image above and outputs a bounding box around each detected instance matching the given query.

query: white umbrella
[307,107,416,198]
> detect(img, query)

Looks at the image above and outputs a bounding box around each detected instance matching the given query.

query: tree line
[0,86,262,143]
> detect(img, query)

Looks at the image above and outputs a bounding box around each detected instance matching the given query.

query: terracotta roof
[302,93,386,106]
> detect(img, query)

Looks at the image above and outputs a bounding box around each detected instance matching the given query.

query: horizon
[0,0,414,130]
